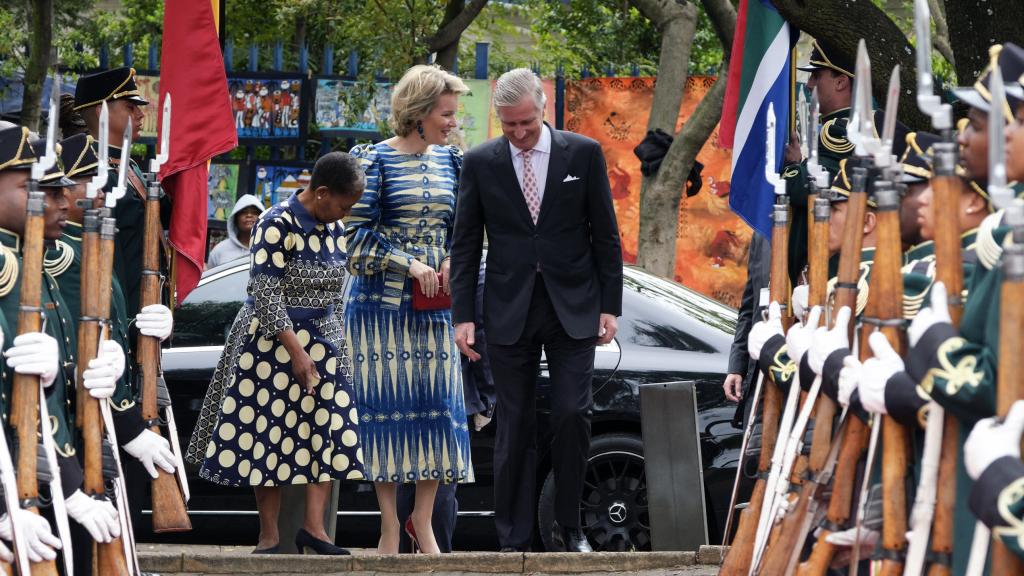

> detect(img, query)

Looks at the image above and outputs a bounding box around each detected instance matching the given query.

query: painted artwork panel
[315,79,393,133]
[251,164,313,208]
[207,163,240,221]
[453,79,491,150]
[228,77,302,139]
[134,74,161,139]
[564,76,749,307]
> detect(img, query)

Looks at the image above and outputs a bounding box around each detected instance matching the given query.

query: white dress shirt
[509,124,552,202]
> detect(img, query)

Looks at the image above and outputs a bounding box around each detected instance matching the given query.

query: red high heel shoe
[404,516,421,554]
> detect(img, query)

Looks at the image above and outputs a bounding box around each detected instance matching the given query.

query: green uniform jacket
[45,224,148,444]
[0,227,83,496]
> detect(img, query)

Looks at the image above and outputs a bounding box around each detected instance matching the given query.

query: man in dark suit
[449,68,623,554]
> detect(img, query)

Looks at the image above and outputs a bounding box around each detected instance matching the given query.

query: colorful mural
[565,76,749,307]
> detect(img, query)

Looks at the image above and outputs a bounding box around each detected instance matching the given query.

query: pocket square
[563,174,580,182]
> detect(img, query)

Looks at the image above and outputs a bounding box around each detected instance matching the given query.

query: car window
[173,265,249,346]
[619,267,736,353]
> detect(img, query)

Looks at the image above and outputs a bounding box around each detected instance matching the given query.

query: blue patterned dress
[192,192,365,487]
[345,142,472,484]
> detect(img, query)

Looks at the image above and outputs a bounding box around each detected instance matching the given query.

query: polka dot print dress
[193,192,365,487]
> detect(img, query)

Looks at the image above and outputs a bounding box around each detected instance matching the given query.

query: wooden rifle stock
[78,212,130,574]
[759,196,833,574]
[136,179,190,533]
[11,190,59,576]
[720,203,790,575]
[926,143,964,576]
[795,165,871,576]
[868,185,910,575]
[992,233,1024,574]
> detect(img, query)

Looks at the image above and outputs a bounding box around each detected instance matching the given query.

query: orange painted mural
[565,76,751,308]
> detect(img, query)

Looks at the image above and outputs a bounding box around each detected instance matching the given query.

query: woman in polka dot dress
[345,65,473,555]
[188,152,366,554]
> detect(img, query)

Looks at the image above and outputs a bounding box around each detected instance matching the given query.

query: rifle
[961,60,1024,576]
[77,104,134,574]
[719,98,792,575]
[134,95,191,532]
[11,177,60,576]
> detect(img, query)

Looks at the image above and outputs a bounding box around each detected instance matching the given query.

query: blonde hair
[389,65,469,137]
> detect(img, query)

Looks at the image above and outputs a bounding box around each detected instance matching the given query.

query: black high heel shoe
[295,528,351,555]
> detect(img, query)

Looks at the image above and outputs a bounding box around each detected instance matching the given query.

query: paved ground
[137,544,725,575]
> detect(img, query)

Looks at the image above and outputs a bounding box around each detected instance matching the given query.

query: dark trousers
[487,275,596,549]
[396,482,458,553]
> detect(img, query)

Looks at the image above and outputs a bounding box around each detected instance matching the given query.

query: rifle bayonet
[914,0,953,130]
[989,61,1013,210]
[108,119,132,209]
[150,93,171,175]
[87,102,110,200]
[766,103,787,197]
[31,72,60,181]
[853,40,878,158]
[877,65,901,167]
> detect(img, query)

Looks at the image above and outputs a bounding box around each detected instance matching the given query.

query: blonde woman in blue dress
[346,65,473,555]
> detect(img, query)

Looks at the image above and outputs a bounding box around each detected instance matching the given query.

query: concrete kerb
[138,545,729,574]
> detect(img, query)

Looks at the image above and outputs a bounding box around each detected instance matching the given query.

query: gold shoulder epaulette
[821,118,855,155]
[0,244,18,299]
[977,209,1008,270]
[44,240,74,278]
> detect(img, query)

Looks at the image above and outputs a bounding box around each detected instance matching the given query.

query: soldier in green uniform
[0,125,124,555]
[72,67,174,331]
[50,133,176,481]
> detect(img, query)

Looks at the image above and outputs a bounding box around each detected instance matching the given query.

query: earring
[416,120,425,141]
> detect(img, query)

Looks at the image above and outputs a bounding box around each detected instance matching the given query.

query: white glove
[124,429,176,479]
[808,306,853,375]
[65,490,121,543]
[825,525,880,549]
[792,284,809,321]
[786,305,822,363]
[965,400,1024,480]
[775,494,792,522]
[3,332,59,388]
[838,356,863,408]
[136,304,173,341]
[99,339,125,381]
[908,282,952,348]
[0,509,62,562]
[82,354,118,400]
[748,302,784,360]
[858,332,905,414]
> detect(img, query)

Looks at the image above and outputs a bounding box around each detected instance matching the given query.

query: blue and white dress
[344,142,472,484]
[192,192,365,486]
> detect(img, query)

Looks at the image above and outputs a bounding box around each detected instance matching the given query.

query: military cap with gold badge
[73,67,150,112]
[28,136,75,188]
[797,38,855,78]
[0,125,38,173]
[57,133,100,180]
[900,131,941,184]
[954,43,1024,121]
[827,157,879,208]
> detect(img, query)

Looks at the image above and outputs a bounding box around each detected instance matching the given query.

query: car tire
[537,433,650,552]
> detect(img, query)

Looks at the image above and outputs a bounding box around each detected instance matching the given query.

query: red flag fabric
[717,0,748,149]
[159,0,237,303]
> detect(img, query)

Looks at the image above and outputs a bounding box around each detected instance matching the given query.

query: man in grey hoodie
[207,194,264,268]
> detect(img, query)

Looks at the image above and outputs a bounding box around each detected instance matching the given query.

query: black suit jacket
[450,125,623,345]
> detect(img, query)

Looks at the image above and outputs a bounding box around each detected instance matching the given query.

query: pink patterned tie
[521,149,541,224]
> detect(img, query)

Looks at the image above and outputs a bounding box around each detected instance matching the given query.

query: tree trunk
[771,0,928,130]
[22,0,53,134]
[433,0,463,71]
[943,0,1024,85]
[630,0,698,278]
[640,75,728,277]
[426,0,488,71]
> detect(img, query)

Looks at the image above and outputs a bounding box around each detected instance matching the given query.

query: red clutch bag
[412,271,451,311]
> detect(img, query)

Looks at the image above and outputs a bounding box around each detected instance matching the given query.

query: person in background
[207,194,264,268]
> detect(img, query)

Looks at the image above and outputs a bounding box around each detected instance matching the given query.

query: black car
[153,259,741,551]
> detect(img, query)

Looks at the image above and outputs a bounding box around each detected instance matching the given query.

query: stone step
[138,544,727,575]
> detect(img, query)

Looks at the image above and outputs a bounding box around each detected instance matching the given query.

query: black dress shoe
[551,521,593,553]
[295,528,351,555]
[499,546,521,553]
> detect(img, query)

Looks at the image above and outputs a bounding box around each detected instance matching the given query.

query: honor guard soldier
[0,125,125,556]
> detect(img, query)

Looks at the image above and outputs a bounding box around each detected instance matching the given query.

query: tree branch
[426,0,488,52]
[700,0,736,56]
[927,0,954,68]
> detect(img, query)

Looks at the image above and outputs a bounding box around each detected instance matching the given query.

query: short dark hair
[309,151,363,196]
